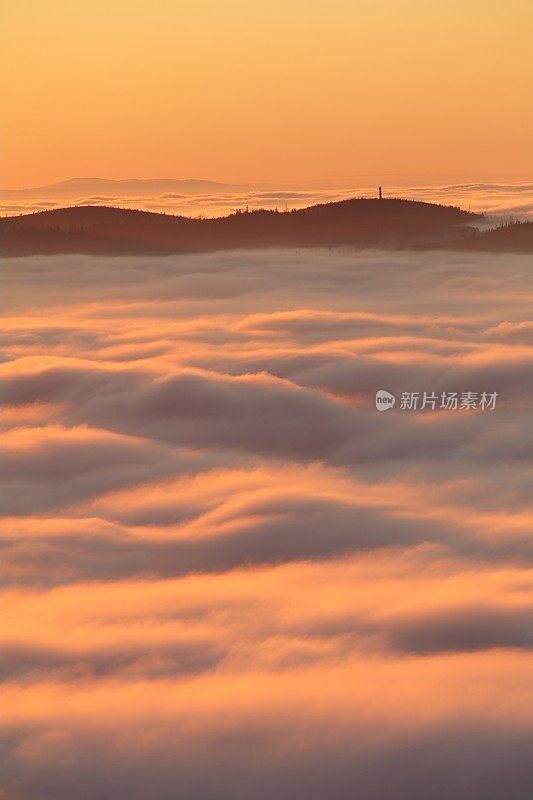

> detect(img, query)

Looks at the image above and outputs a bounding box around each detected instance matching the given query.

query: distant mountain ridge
[0,177,250,199]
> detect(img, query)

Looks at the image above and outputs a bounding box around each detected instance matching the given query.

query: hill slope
[0,198,482,256]
[445,220,533,253]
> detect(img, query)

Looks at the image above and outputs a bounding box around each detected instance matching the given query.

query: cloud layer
[3,181,533,220]
[1,247,532,799]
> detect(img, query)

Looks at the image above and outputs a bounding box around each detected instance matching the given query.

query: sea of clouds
[1,247,532,799]
[3,181,533,220]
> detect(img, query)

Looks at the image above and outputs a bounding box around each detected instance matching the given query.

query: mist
[1,247,532,799]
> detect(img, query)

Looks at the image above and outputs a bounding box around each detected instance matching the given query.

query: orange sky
[2,0,533,188]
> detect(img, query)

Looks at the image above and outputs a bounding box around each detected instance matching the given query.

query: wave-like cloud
[1,248,532,799]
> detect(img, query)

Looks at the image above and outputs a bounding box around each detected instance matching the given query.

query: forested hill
[0,198,485,256]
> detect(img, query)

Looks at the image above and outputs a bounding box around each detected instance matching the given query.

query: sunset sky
[3,0,533,188]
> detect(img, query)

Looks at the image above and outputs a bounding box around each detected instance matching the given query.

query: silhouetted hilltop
[0,198,483,256]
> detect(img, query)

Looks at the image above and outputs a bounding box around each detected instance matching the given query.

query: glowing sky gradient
[2,0,533,188]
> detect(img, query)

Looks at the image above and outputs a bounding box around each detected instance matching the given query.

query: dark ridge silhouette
[443,220,533,253]
[0,198,485,257]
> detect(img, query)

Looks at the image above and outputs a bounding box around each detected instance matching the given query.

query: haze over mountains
[0,177,250,199]
[2,178,533,221]
[2,197,532,256]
